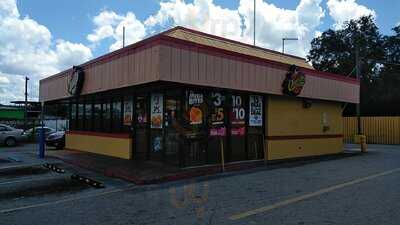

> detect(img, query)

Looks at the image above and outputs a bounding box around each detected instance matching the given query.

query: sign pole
[220,138,225,172]
[39,101,45,158]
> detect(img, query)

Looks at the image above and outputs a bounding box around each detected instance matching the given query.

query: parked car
[45,131,65,149]
[25,126,56,140]
[0,124,27,147]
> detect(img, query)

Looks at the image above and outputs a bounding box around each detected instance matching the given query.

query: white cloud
[327,0,376,29]
[87,10,146,51]
[0,0,92,104]
[1,0,377,104]
[0,72,25,104]
[143,0,324,56]
[239,0,325,56]
[0,75,10,84]
[145,0,243,41]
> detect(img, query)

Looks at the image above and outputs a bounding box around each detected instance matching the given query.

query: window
[77,103,84,130]
[0,126,6,132]
[85,102,93,131]
[122,97,133,132]
[103,101,111,132]
[230,94,247,161]
[70,102,77,130]
[112,100,122,132]
[93,103,102,132]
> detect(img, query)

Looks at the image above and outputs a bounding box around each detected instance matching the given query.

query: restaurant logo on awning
[282,65,305,96]
[67,66,84,96]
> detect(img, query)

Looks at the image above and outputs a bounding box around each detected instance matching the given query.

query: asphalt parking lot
[1,144,400,225]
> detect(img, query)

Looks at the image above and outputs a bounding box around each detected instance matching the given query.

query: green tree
[307,15,394,116]
[374,25,400,115]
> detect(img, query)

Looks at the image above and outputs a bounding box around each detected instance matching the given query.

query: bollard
[360,135,367,153]
[354,134,367,153]
[39,127,45,158]
[220,138,225,172]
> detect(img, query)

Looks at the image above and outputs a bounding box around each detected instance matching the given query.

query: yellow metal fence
[343,117,400,144]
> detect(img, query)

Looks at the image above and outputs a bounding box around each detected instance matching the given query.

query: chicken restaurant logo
[67,66,85,96]
[282,65,306,96]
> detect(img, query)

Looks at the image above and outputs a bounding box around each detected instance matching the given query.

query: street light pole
[356,46,361,135]
[253,0,256,46]
[24,76,29,131]
[123,26,126,48]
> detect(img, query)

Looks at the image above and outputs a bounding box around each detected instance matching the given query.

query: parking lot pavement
[1,144,400,225]
[0,143,134,216]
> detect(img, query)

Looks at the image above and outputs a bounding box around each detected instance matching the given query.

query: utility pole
[24,76,29,131]
[123,26,126,48]
[253,0,256,46]
[356,45,361,135]
[282,38,298,54]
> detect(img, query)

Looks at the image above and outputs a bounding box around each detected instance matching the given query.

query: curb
[49,151,362,185]
[48,154,265,185]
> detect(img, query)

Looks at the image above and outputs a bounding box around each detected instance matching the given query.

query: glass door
[207,92,227,164]
[134,95,149,160]
[183,90,207,167]
[247,95,264,160]
[164,91,182,165]
[150,93,164,161]
[229,94,247,161]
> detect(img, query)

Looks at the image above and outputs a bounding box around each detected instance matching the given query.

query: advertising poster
[231,127,245,136]
[151,94,163,129]
[249,95,263,127]
[210,92,224,126]
[209,127,226,137]
[123,100,133,126]
[230,95,245,125]
[152,136,163,152]
[188,91,203,125]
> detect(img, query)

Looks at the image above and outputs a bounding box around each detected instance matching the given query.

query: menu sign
[231,95,245,125]
[210,92,224,126]
[249,95,263,127]
[123,99,133,126]
[188,91,204,105]
[188,91,203,125]
[151,94,163,129]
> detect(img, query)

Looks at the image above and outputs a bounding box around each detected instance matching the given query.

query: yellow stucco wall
[66,133,132,159]
[266,95,343,160]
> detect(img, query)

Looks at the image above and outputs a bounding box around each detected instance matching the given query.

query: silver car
[0,124,26,147]
[25,126,56,139]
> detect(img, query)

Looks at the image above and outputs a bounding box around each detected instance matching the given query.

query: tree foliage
[307,16,400,116]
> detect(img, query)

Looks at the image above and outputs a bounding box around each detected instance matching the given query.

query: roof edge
[40,27,183,83]
[40,26,358,86]
[170,26,308,61]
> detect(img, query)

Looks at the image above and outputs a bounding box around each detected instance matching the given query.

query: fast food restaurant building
[39,27,359,167]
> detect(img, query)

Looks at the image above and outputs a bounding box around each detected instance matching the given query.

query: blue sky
[17,0,399,57]
[0,0,399,104]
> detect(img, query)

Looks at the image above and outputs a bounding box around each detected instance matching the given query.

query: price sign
[249,95,263,127]
[210,92,224,125]
[231,95,245,125]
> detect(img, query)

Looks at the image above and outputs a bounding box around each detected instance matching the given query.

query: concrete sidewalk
[47,150,269,184]
[47,146,362,185]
